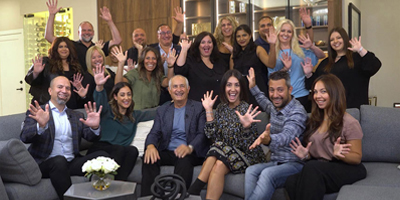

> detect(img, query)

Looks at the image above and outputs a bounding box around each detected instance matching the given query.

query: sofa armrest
[0,176,10,200]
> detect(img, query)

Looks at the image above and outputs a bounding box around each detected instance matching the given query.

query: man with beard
[244,69,308,200]
[44,0,122,71]
[141,75,209,197]
[20,76,108,200]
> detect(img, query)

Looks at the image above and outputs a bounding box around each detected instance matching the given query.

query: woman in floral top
[188,69,266,199]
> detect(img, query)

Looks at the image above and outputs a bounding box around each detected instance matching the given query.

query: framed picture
[348,3,361,38]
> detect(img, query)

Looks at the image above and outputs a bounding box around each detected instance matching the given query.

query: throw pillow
[132,120,154,156]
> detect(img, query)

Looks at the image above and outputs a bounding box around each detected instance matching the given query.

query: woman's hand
[333,137,352,158]
[167,48,178,67]
[112,46,127,63]
[298,34,312,49]
[222,42,233,53]
[181,39,192,52]
[201,90,218,111]
[235,104,261,129]
[126,58,136,72]
[280,52,292,71]
[348,36,363,53]
[71,73,89,98]
[246,67,256,89]
[301,57,313,78]
[94,64,110,86]
[290,137,312,159]
[32,55,45,75]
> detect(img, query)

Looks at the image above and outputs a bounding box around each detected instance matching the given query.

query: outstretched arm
[100,6,122,46]
[112,46,129,84]
[300,7,314,42]
[172,6,184,37]
[44,0,61,43]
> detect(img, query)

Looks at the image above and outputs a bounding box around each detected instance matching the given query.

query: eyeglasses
[158,31,172,36]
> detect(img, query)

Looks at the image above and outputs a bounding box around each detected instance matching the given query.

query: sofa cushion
[0,113,26,141]
[0,139,41,186]
[337,185,400,200]
[353,162,400,187]
[360,105,400,162]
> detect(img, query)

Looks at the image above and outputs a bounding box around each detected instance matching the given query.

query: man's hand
[46,0,61,15]
[99,6,112,22]
[249,124,271,149]
[174,144,192,158]
[28,101,50,128]
[246,67,256,89]
[173,6,185,24]
[144,145,160,164]
[299,7,312,27]
[79,101,102,129]
[266,27,277,45]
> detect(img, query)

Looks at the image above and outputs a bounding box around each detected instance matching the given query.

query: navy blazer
[145,99,209,158]
[20,105,101,164]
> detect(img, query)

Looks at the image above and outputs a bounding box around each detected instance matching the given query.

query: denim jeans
[245,161,303,200]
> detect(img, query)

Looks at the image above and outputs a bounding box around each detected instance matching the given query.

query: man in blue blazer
[20,76,107,199]
[141,75,209,196]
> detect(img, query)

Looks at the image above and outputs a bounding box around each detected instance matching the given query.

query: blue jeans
[245,161,303,200]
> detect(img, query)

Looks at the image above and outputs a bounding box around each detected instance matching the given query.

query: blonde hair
[85,46,110,76]
[213,16,239,48]
[275,19,304,59]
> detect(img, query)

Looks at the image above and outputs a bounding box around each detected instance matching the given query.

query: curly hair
[213,16,239,49]
[48,37,82,74]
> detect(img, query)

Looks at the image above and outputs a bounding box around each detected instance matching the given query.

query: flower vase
[91,174,113,191]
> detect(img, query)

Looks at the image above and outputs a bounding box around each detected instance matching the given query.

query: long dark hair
[219,69,248,104]
[48,37,81,74]
[303,74,347,144]
[189,31,219,63]
[232,24,256,59]
[109,82,135,122]
[137,47,164,93]
[326,27,354,72]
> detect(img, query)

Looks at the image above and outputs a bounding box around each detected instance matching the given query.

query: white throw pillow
[132,120,154,156]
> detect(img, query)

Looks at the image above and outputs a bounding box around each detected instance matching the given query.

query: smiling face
[199,35,213,57]
[225,76,241,108]
[278,23,293,45]
[269,79,292,110]
[236,29,251,49]
[157,25,173,47]
[114,86,132,112]
[221,19,233,37]
[91,49,104,67]
[259,18,273,39]
[48,76,71,106]
[143,50,157,72]
[132,28,147,46]
[57,41,70,60]
[168,76,190,103]
[78,22,94,43]
[313,81,330,110]
[329,31,345,53]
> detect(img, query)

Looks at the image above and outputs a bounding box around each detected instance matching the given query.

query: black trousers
[141,150,204,197]
[39,151,108,200]
[285,159,366,200]
[296,95,311,113]
[87,141,139,181]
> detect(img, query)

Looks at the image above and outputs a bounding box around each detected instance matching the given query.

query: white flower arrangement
[82,156,120,178]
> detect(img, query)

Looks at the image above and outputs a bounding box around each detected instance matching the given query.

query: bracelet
[167,65,174,68]
[301,153,310,161]
[358,46,363,53]
[305,25,312,29]
[206,111,213,114]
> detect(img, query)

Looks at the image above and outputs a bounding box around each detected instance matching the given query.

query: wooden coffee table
[64,181,136,200]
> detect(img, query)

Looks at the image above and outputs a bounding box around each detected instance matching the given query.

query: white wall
[360,0,400,107]
[0,0,24,31]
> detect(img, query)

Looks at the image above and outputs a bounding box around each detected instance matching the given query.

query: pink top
[308,113,363,161]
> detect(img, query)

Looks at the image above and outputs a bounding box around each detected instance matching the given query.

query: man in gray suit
[141,75,209,196]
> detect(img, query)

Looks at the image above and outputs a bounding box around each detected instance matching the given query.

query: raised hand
[201,90,218,111]
[280,52,292,71]
[299,34,312,49]
[173,6,185,23]
[161,53,167,64]
[181,39,192,52]
[246,67,256,89]
[301,57,313,78]
[32,55,45,75]
[99,6,112,22]
[28,101,50,128]
[266,27,277,44]
[235,104,261,129]
[348,36,362,52]
[70,73,84,90]
[126,58,136,72]
[167,48,178,67]
[111,46,127,63]
[290,137,312,159]
[133,41,143,52]
[46,0,61,15]
[249,124,271,149]
[333,137,352,158]
[94,64,110,86]
[222,42,233,53]
[299,7,312,27]
[79,101,102,129]
[95,40,105,49]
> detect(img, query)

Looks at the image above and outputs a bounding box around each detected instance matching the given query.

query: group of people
[21,1,382,200]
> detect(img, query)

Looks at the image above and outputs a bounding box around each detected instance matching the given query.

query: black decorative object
[150,174,187,200]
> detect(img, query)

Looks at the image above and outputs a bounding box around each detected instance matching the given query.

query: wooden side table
[64,181,136,200]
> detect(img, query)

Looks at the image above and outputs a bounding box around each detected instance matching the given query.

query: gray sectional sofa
[1,105,400,200]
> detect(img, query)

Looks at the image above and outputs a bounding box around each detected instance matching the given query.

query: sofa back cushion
[360,105,400,162]
[0,139,41,185]
[0,112,26,141]
[346,108,360,121]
